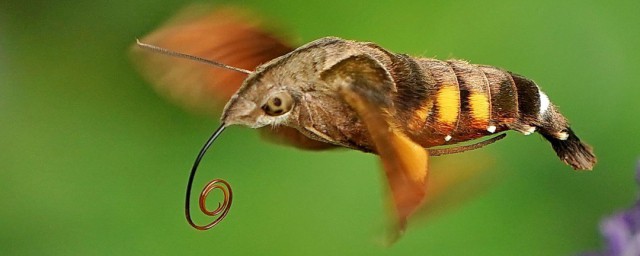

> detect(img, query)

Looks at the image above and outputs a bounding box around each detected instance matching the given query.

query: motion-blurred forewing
[132,6,335,150]
[131,5,294,113]
[325,55,430,241]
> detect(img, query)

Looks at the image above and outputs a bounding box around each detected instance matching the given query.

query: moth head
[221,69,298,128]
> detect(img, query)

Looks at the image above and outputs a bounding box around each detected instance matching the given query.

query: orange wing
[131,5,335,150]
[131,5,293,113]
[324,55,430,241]
[339,86,429,242]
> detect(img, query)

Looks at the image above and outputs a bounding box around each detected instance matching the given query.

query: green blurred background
[2,0,639,255]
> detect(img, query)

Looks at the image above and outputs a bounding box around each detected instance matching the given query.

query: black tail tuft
[540,128,596,170]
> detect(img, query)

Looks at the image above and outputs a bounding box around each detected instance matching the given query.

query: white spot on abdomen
[538,90,550,116]
[556,131,569,140]
[523,126,536,135]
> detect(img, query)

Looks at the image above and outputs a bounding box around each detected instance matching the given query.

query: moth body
[222,37,595,170]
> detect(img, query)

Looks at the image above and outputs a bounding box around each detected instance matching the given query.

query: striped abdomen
[390,55,596,170]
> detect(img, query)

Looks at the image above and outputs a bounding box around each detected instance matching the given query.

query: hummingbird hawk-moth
[132,6,596,239]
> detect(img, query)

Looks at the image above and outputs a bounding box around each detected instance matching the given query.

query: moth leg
[338,85,429,236]
[429,133,507,156]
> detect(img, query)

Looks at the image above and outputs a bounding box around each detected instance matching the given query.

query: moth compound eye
[262,92,293,116]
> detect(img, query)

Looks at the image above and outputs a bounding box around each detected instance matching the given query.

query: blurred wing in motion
[131,5,294,113]
[325,55,430,241]
[415,152,502,223]
[132,5,336,150]
[339,85,429,243]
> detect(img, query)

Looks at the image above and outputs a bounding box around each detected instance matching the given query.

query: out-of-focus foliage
[1,0,639,255]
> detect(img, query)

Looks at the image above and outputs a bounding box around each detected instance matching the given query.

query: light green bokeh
[2,0,639,255]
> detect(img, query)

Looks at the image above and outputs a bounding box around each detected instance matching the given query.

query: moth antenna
[136,39,253,74]
[185,124,233,230]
